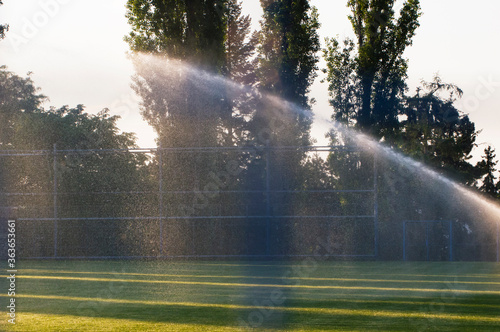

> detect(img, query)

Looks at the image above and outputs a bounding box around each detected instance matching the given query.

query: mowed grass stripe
[4,293,500,310]
[17,269,500,286]
[8,275,500,295]
[9,313,241,332]
[7,294,500,323]
[364,273,500,279]
[290,297,500,310]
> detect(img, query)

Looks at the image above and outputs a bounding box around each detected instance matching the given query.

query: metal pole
[425,222,430,261]
[449,221,453,262]
[265,142,271,256]
[497,221,499,263]
[158,142,163,257]
[53,143,58,257]
[373,153,379,258]
[403,221,406,261]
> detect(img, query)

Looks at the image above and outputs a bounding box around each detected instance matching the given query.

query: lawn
[1,261,500,331]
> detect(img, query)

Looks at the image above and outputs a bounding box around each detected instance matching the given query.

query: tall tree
[477,146,499,198]
[256,0,320,156]
[225,0,258,86]
[400,76,481,184]
[125,0,230,149]
[125,0,227,69]
[222,0,259,146]
[324,0,421,139]
[254,0,320,254]
[0,67,151,255]
[258,0,320,108]
[126,0,263,254]
[125,0,231,207]
[323,38,358,127]
[0,0,8,40]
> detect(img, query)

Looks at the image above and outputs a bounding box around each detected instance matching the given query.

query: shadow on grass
[15,296,500,331]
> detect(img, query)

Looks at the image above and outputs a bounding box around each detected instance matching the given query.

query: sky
[0,0,499,162]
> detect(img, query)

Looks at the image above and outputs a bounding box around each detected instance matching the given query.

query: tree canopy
[0,0,8,40]
[324,0,421,139]
[477,146,500,198]
[399,76,481,184]
[256,0,320,148]
[0,66,149,217]
[323,0,491,189]
[125,0,228,70]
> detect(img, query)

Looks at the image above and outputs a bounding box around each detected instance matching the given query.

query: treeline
[1,0,499,259]
[122,0,499,198]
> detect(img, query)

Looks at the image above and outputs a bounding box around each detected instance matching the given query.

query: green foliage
[255,0,320,200]
[399,76,481,184]
[323,38,358,127]
[476,146,499,198]
[125,0,233,149]
[0,0,8,40]
[0,68,151,253]
[10,106,137,151]
[353,0,420,136]
[324,0,421,139]
[0,67,139,154]
[125,0,227,178]
[238,0,322,244]
[320,1,494,259]
[0,67,49,214]
[0,67,47,146]
[323,1,485,186]
[258,0,320,109]
[125,1,263,238]
[225,0,258,85]
[221,0,259,146]
[125,0,228,70]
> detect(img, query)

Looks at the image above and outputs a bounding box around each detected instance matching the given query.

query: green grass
[1,261,500,331]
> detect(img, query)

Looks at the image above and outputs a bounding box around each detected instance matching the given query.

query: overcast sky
[1,0,499,161]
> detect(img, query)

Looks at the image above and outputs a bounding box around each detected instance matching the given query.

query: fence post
[497,221,499,263]
[402,221,406,261]
[449,220,453,262]
[158,142,163,257]
[265,142,271,256]
[373,153,379,258]
[53,143,58,257]
[425,222,430,261]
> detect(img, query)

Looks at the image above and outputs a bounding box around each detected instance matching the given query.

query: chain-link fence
[2,144,498,261]
[0,145,379,259]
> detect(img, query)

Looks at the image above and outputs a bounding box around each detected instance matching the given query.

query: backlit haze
[0,0,499,161]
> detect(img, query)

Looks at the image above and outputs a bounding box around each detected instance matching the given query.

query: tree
[477,146,499,198]
[125,0,230,150]
[324,0,421,139]
[125,0,227,69]
[323,2,484,185]
[225,0,258,86]
[251,0,320,254]
[0,67,47,218]
[0,0,8,40]
[125,0,230,211]
[0,67,151,255]
[0,67,47,147]
[221,0,259,146]
[258,0,320,105]
[256,0,320,161]
[126,1,263,254]
[400,76,481,184]
[323,38,358,127]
